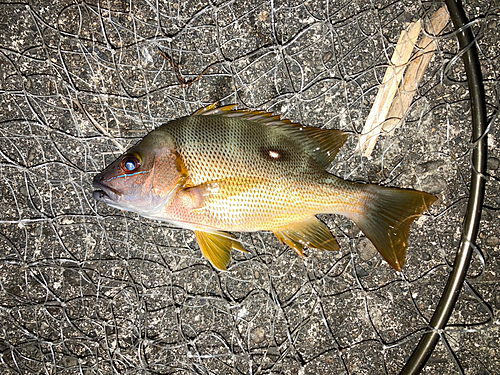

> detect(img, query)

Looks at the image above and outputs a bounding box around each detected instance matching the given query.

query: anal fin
[194,230,246,271]
[273,217,340,257]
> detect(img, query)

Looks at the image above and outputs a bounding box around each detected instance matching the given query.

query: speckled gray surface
[0,0,499,374]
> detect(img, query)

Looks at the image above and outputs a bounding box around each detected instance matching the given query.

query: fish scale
[93,104,437,271]
[162,116,340,230]
[168,116,316,182]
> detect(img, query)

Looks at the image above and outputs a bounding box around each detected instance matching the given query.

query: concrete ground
[0,0,498,373]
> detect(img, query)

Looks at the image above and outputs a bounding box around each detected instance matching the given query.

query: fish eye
[121,156,141,173]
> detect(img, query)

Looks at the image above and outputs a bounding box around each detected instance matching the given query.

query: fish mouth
[92,176,121,204]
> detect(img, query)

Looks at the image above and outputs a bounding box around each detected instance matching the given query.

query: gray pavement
[0,0,498,373]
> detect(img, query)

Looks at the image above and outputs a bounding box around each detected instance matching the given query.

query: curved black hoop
[401,0,488,373]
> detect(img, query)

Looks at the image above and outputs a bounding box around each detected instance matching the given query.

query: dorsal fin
[295,127,349,168]
[193,103,290,125]
[192,102,227,115]
[192,104,349,167]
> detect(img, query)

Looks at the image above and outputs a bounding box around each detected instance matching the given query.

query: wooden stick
[356,6,450,157]
[383,6,450,132]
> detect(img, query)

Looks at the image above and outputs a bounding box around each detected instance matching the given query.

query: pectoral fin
[273,217,340,257]
[194,230,246,271]
[178,177,263,211]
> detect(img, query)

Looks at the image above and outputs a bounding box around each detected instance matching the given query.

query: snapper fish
[93,104,437,271]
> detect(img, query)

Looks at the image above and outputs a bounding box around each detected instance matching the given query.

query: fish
[93,104,437,271]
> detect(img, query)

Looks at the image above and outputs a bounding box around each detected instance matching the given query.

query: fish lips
[92,175,121,204]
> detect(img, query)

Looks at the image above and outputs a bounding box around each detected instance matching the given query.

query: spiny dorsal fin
[193,104,293,125]
[273,217,340,257]
[194,230,246,271]
[192,103,235,115]
[192,104,349,167]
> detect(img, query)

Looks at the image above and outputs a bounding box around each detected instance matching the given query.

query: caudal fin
[350,185,437,271]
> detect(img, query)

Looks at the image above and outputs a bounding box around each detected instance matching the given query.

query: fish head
[93,130,185,215]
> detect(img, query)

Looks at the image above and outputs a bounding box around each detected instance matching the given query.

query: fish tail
[345,184,437,271]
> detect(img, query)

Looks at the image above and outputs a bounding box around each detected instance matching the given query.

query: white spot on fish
[269,150,280,159]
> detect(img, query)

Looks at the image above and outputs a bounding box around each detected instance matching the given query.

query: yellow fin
[273,217,340,257]
[192,104,293,124]
[193,103,237,115]
[351,185,437,271]
[194,230,245,271]
[192,102,219,115]
[231,240,248,253]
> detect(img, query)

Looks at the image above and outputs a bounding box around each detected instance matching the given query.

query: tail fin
[350,185,437,271]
